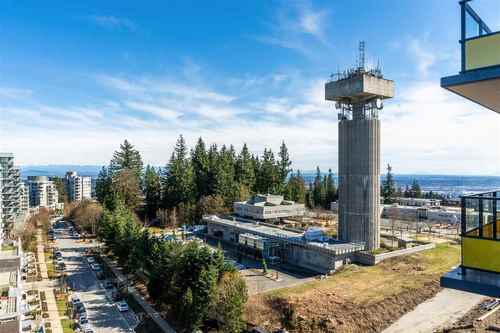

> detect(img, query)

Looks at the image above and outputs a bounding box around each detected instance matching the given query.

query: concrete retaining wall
[355,243,436,266]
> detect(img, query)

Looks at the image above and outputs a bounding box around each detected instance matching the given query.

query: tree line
[381,164,445,204]
[95,136,338,226]
[97,197,247,332]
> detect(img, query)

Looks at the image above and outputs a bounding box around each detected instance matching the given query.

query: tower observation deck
[325,44,394,250]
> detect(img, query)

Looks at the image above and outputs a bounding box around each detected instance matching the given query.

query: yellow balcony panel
[465,33,500,71]
[463,237,500,273]
[441,66,500,114]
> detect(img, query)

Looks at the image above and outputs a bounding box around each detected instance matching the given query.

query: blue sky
[0,0,499,175]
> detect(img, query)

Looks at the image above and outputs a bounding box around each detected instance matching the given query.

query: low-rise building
[64,171,92,202]
[205,215,363,274]
[234,194,305,220]
[382,205,460,224]
[395,197,441,207]
[0,240,23,333]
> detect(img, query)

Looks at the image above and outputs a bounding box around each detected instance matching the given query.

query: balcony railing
[460,1,500,72]
[461,190,500,273]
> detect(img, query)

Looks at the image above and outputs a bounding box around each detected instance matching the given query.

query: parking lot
[53,221,137,333]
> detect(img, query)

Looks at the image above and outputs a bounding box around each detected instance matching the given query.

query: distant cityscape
[20,165,500,196]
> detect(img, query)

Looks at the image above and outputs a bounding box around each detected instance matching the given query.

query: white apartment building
[65,171,92,202]
[27,176,59,209]
[0,154,23,239]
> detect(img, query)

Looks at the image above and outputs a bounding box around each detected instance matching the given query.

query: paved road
[54,222,135,333]
[383,288,485,333]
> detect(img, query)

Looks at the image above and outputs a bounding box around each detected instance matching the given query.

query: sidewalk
[35,227,63,333]
[36,229,48,279]
[383,288,485,333]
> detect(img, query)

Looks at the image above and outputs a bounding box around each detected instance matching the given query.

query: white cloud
[88,15,136,31]
[255,1,332,55]
[0,87,32,99]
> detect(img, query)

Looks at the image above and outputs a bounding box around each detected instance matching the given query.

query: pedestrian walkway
[35,227,63,333]
[36,229,48,279]
[383,288,485,333]
[43,288,64,333]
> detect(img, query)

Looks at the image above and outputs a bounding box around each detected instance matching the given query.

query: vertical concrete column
[338,116,380,250]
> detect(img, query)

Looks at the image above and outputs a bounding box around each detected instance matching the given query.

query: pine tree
[191,138,209,200]
[235,143,255,191]
[257,149,278,194]
[277,141,292,195]
[110,139,143,177]
[382,164,397,204]
[325,169,337,207]
[312,167,323,207]
[95,166,112,204]
[163,135,195,209]
[144,165,162,219]
[285,171,306,204]
[411,179,422,198]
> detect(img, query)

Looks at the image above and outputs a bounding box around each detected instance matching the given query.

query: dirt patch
[247,280,441,333]
[245,244,460,333]
[439,299,500,333]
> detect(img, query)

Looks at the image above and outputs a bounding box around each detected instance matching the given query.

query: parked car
[86,257,95,264]
[71,295,81,306]
[79,316,89,326]
[103,281,114,289]
[90,263,101,271]
[116,301,128,312]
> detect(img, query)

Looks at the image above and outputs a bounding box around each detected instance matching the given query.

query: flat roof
[206,216,364,255]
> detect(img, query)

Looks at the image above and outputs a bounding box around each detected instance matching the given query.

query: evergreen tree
[257,148,278,194]
[411,179,422,198]
[382,164,397,204]
[163,135,195,209]
[285,171,306,204]
[277,141,292,195]
[235,143,255,191]
[110,139,143,177]
[325,169,337,207]
[95,166,112,204]
[312,167,324,207]
[206,144,220,196]
[191,138,209,200]
[143,165,162,219]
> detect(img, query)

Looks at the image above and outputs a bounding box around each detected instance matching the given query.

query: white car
[86,257,95,264]
[71,295,81,306]
[116,301,128,312]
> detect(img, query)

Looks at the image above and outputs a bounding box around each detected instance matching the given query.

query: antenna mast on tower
[358,41,366,71]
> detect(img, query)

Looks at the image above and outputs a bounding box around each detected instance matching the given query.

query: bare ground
[439,299,500,333]
[245,244,460,333]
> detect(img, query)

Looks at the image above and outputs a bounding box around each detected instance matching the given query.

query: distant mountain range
[21,165,103,178]
[20,165,500,196]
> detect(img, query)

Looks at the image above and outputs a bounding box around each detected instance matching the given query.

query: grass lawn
[147,226,165,234]
[1,244,16,251]
[61,319,75,333]
[44,251,57,279]
[54,292,68,317]
[268,243,460,304]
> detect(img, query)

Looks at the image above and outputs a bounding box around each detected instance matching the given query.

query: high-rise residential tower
[64,171,92,202]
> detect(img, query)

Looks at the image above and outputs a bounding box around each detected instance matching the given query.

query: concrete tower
[325,43,394,250]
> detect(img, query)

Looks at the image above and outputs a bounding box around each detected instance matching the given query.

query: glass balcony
[441,190,500,297]
[441,1,500,113]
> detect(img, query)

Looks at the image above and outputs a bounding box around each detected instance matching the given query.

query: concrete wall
[207,221,350,274]
[354,243,436,266]
[338,118,380,250]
